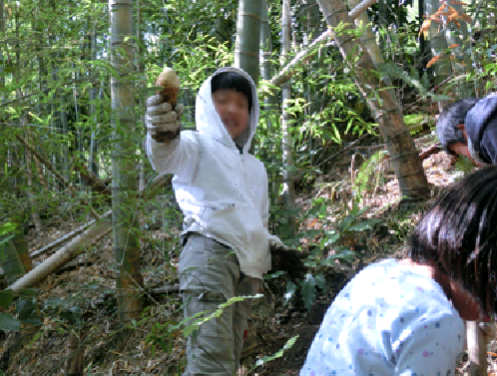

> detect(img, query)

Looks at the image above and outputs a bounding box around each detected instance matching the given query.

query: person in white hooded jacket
[145,67,298,375]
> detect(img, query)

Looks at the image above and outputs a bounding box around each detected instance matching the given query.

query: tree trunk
[109,0,144,322]
[89,4,99,178]
[137,0,146,193]
[347,0,395,97]
[418,0,429,78]
[425,0,450,111]
[64,330,85,376]
[25,137,42,236]
[8,181,33,272]
[465,321,488,376]
[281,0,297,234]
[442,0,471,97]
[316,0,430,201]
[72,62,82,187]
[50,23,69,184]
[281,0,295,206]
[0,2,30,275]
[10,230,32,273]
[1,238,25,285]
[260,0,278,199]
[0,0,4,97]
[260,0,276,107]
[48,0,69,182]
[0,0,3,35]
[0,162,30,281]
[234,0,262,83]
[21,84,42,237]
[61,95,69,182]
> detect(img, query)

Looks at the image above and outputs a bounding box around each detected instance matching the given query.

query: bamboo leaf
[284,281,298,306]
[301,273,316,310]
[0,291,14,308]
[0,313,20,331]
[252,335,299,370]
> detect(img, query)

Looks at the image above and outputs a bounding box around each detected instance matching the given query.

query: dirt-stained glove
[269,241,308,281]
[146,94,184,143]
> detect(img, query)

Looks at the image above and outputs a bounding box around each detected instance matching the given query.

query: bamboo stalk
[465,321,487,376]
[234,0,262,83]
[110,0,144,321]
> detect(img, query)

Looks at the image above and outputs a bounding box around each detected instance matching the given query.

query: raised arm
[145,94,200,181]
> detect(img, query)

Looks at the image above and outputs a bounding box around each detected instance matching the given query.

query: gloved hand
[146,94,184,143]
[269,240,307,281]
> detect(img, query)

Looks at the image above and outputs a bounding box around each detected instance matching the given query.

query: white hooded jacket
[146,67,279,280]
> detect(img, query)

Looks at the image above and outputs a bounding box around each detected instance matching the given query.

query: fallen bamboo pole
[7,173,171,291]
[150,284,180,295]
[8,211,112,292]
[31,174,170,261]
[31,219,98,258]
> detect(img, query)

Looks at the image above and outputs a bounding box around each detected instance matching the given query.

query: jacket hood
[195,67,259,154]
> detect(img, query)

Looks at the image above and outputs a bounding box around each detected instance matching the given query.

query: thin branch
[270,29,331,87]
[74,161,111,197]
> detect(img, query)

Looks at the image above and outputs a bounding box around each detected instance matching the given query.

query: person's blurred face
[212,89,250,139]
[449,124,481,166]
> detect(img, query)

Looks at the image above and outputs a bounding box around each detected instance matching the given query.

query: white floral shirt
[301,259,465,376]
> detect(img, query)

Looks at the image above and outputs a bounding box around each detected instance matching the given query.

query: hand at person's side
[269,241,307,281]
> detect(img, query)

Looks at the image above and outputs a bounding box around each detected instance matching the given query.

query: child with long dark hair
[301,167,497,375]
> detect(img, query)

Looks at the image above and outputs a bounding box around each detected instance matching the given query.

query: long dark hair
[409,166,497,314]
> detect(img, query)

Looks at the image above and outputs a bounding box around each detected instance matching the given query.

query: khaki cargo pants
[179,234,261,375]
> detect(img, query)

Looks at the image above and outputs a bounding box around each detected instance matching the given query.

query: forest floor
[2,131,497,375]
